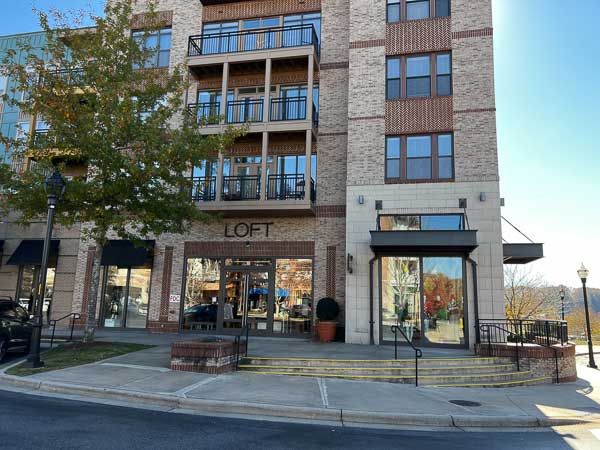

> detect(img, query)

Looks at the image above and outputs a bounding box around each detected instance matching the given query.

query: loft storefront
[99,240,154,329]
[372,214,477,348]
[182,256,313,336]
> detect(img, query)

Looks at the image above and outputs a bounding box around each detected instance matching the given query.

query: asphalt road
[2,389,596,450]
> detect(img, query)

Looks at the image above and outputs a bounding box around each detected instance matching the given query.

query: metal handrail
[478,323,522,372]
[390,324,423,387]
[270,96,307,121]
[234,324,250,370]
[49,312,81,348]
[187,102,221,125]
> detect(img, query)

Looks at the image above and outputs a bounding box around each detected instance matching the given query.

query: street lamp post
[577,264,597,369]
[25,168,66,368]
[559,287,565,321]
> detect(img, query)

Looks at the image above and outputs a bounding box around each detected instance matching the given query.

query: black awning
[100,240,155,267]
[6,240,60,266]
[0,240,4,253]
[370,230,479,254]
[503,243,544,264]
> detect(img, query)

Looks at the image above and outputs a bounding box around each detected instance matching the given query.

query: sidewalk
[2,344,600,429]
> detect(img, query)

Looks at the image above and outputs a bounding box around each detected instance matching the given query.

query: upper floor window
[387,0,450,23]
[15,121,30,141]
[284,13,321,43]
[385,133,454,182]
[133,27,172,68]
[0,74,7,97]
[386,53,451,100]
[379,214,464,231]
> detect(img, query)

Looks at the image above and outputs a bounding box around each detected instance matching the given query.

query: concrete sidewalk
[2,345,600,429]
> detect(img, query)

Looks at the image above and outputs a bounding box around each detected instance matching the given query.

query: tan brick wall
[386,16,451,55]
[202,0,321,22]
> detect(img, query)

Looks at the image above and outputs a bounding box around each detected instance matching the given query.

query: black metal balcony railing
[222,175,261,201]
[40,68,84,87]
[270,96,307,121]
[227,99,264,124]
[33,129,52,147]
[188,102,221,125]
[310,178,316,203]
[190,176,217,202]
[267,174,307,200]
[188,25,320,58]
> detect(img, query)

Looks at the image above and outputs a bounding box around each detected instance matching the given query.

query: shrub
[316,297,340,322]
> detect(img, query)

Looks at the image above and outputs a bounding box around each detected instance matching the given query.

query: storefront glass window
[102,266,151,329]
[423,257,464,345]
[17,266,55,323]
[125,269,151,329]
[275,259,312,335]
[183,258,221,330]
[381,257,421,343]
[103,267,128,328]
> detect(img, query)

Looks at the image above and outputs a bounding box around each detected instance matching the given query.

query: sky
[1,0,598,288]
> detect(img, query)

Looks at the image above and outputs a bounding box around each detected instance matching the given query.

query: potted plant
[316,297,339,342]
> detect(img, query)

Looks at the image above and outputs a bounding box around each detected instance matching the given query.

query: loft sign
[225,222,274,238]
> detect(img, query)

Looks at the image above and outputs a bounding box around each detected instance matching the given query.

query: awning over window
[370,230,478,254]
[100,240,155,267]
[6,240,60,266]
[503,243,544,264]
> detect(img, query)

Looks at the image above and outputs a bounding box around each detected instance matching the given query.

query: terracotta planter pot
[317,321,337,342]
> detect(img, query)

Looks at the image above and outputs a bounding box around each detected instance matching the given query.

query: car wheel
[0,339,7,363]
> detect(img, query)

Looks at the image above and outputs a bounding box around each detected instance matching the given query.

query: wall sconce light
[375,200,383,210]
[459,198,467,209]
[245,241,251,248]
[479,192,486,202]
[358,195,364,205]
[347,253,353,274]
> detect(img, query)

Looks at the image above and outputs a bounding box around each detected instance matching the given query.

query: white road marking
[100,363,170,373]
[317,378,329,408]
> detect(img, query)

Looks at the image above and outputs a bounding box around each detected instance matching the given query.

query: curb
[0,374,593,429]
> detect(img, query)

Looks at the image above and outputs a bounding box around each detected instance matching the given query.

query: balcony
[189,173,316,216]
[188,96,318,132]
[187,25,320,64]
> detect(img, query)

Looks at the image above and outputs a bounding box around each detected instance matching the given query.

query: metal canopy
[6,240,60,267]
[370,230,478,254]
[100,240,155,268]
[503,243,544,264]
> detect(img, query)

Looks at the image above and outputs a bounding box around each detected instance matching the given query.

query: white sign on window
[169,294,180,304]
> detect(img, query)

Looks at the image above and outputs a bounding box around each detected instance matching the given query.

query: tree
[0,0,242,341]
[504,266,559,320]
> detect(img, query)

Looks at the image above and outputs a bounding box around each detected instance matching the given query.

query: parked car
[0,298,33,362]
[183,304,218,326]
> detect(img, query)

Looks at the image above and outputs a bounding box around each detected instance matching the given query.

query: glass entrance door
[224,271,270,333]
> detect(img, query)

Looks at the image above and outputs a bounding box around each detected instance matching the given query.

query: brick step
[242,356,514,369]
[239,363,517,376]
[240,369,540,386]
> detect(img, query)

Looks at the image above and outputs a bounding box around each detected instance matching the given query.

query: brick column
[159,246,174,322]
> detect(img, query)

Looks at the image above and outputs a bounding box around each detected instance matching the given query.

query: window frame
[406,55,432,98]
[385,136,402,180]
[377,213,465,231]
[385,133,454,183]
[132,27,172,69]
[386,57,402,100]
[386,0,449,23]
[435,53,452,96]
[386,52,451,100]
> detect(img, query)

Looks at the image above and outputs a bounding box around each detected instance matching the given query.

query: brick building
[0,0,543,349]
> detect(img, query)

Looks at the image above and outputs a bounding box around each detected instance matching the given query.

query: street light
[559,287,565,321]
[577,263,597,369]
[25,168,66,368]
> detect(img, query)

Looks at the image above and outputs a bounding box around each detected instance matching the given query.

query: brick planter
[475,343,577,383]
[171,339,246,374]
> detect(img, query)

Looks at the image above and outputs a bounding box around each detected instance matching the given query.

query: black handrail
[222,175,261,201]
[234,324,250,370]
[390,324,423,387]
[478,323,521,372]
[190,176,217,201]
[49,313,81,348]
[226,99,263,123]
[187,102,221,125]
[267,174,306,200]
[270,96,307,121]
[188,24,320,58]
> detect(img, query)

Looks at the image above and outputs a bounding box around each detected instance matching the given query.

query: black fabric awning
[6,240,60,266]
[503,243,544,264]
[370,230,479,254]
[100,240,155,267]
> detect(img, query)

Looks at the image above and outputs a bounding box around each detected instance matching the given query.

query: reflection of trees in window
[276,259,312,318]
[385,257,419,322]
[423,260,463,320]
[185,258,220,307]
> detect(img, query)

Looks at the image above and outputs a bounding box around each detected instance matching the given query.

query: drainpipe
[467,257,480,344]
[369,255,377,345]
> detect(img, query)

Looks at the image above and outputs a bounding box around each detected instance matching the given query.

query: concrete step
[240,369,546,387]
[242,356,514,369]
[239,363,518,376]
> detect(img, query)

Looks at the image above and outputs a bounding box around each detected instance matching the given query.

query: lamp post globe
[25,168,66,368]
[578,264,597,369]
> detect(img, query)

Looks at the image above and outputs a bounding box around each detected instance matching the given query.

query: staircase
[238,356,552,387]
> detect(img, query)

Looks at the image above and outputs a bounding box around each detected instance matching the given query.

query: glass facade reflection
[16,266,55,323]
[381,256,466,346]
[275,259,312,335]
[183,258,220,330]
[102,266,151,329]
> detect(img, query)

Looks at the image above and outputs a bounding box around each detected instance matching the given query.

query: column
[263,58,272,123]
[305,129,312,201]
[306,54,314,124]
[260,132,269,201]
[220,62,229,125]
[215,152,224,202]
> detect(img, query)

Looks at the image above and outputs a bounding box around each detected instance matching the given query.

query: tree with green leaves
[0,0,242,341]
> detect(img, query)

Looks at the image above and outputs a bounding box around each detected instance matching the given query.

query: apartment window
[385,133,454,182]
[435,0,451,17]
[437,134,454,179]
[284,13,321,43]
[406,56,431,97]
[385,137,401,179]
[406,0,430,20]
[386,57,401,100]
[15,121,30,141]
[387,0,401,22]
[436,53,452,96]
[133,27,172,68]
[379,214,463,231]
[0,74,7,97]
